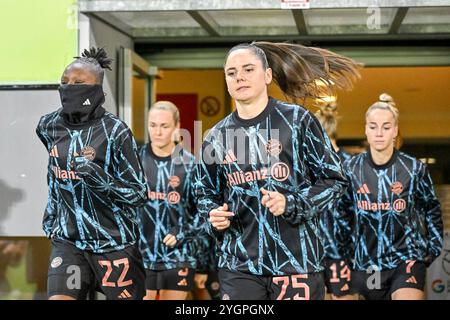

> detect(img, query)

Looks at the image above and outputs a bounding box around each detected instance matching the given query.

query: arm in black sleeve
[75,126,148,207]
[416,162,443,265]
[169,159,201,242]
[36,117,57,237]
[194,137,226,238]
[42,164,57,238]
[282,112,348,225]
[334,167,356,261]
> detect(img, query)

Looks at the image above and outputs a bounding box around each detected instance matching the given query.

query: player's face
[224,49,272,104]
[365,109,398,152]
[61,63,98,85]
[148,109,179,149]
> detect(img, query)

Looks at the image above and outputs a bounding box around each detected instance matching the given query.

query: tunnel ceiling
[79,0,450,44]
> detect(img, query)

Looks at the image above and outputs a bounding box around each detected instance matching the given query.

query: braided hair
[68,47,113,83]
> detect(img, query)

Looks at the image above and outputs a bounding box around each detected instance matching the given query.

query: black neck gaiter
[59,84,106,125]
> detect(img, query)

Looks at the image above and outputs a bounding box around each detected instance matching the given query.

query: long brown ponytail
[251,42,362,102]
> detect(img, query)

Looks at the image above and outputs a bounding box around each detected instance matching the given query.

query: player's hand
[209,203,234,231]
[73,156,94,177]
[260,188,286,216]
[163,233,177,248]
[194,273,208,289]
[74,156,89,167]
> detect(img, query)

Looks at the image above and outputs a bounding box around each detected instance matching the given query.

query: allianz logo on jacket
[148,190,180,204]
[227,162,290,187]
[356,182,406,213]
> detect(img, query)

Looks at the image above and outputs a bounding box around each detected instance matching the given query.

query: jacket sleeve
[168,159,201,242]
[282,112,348,225]
[191,163,219,272]
[416,162,443,263]
[42,163,58,238]
[75,126,148,208]
[36,117,57,238]
[194,136,226,238]
[334,165,356,261]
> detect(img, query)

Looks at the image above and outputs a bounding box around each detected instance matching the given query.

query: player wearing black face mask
[36,47,148,300]
[58,84,106,125]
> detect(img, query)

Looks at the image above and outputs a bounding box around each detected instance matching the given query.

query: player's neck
[235,94,269,120]
[151,142,175,157]
[370,146,394,166]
